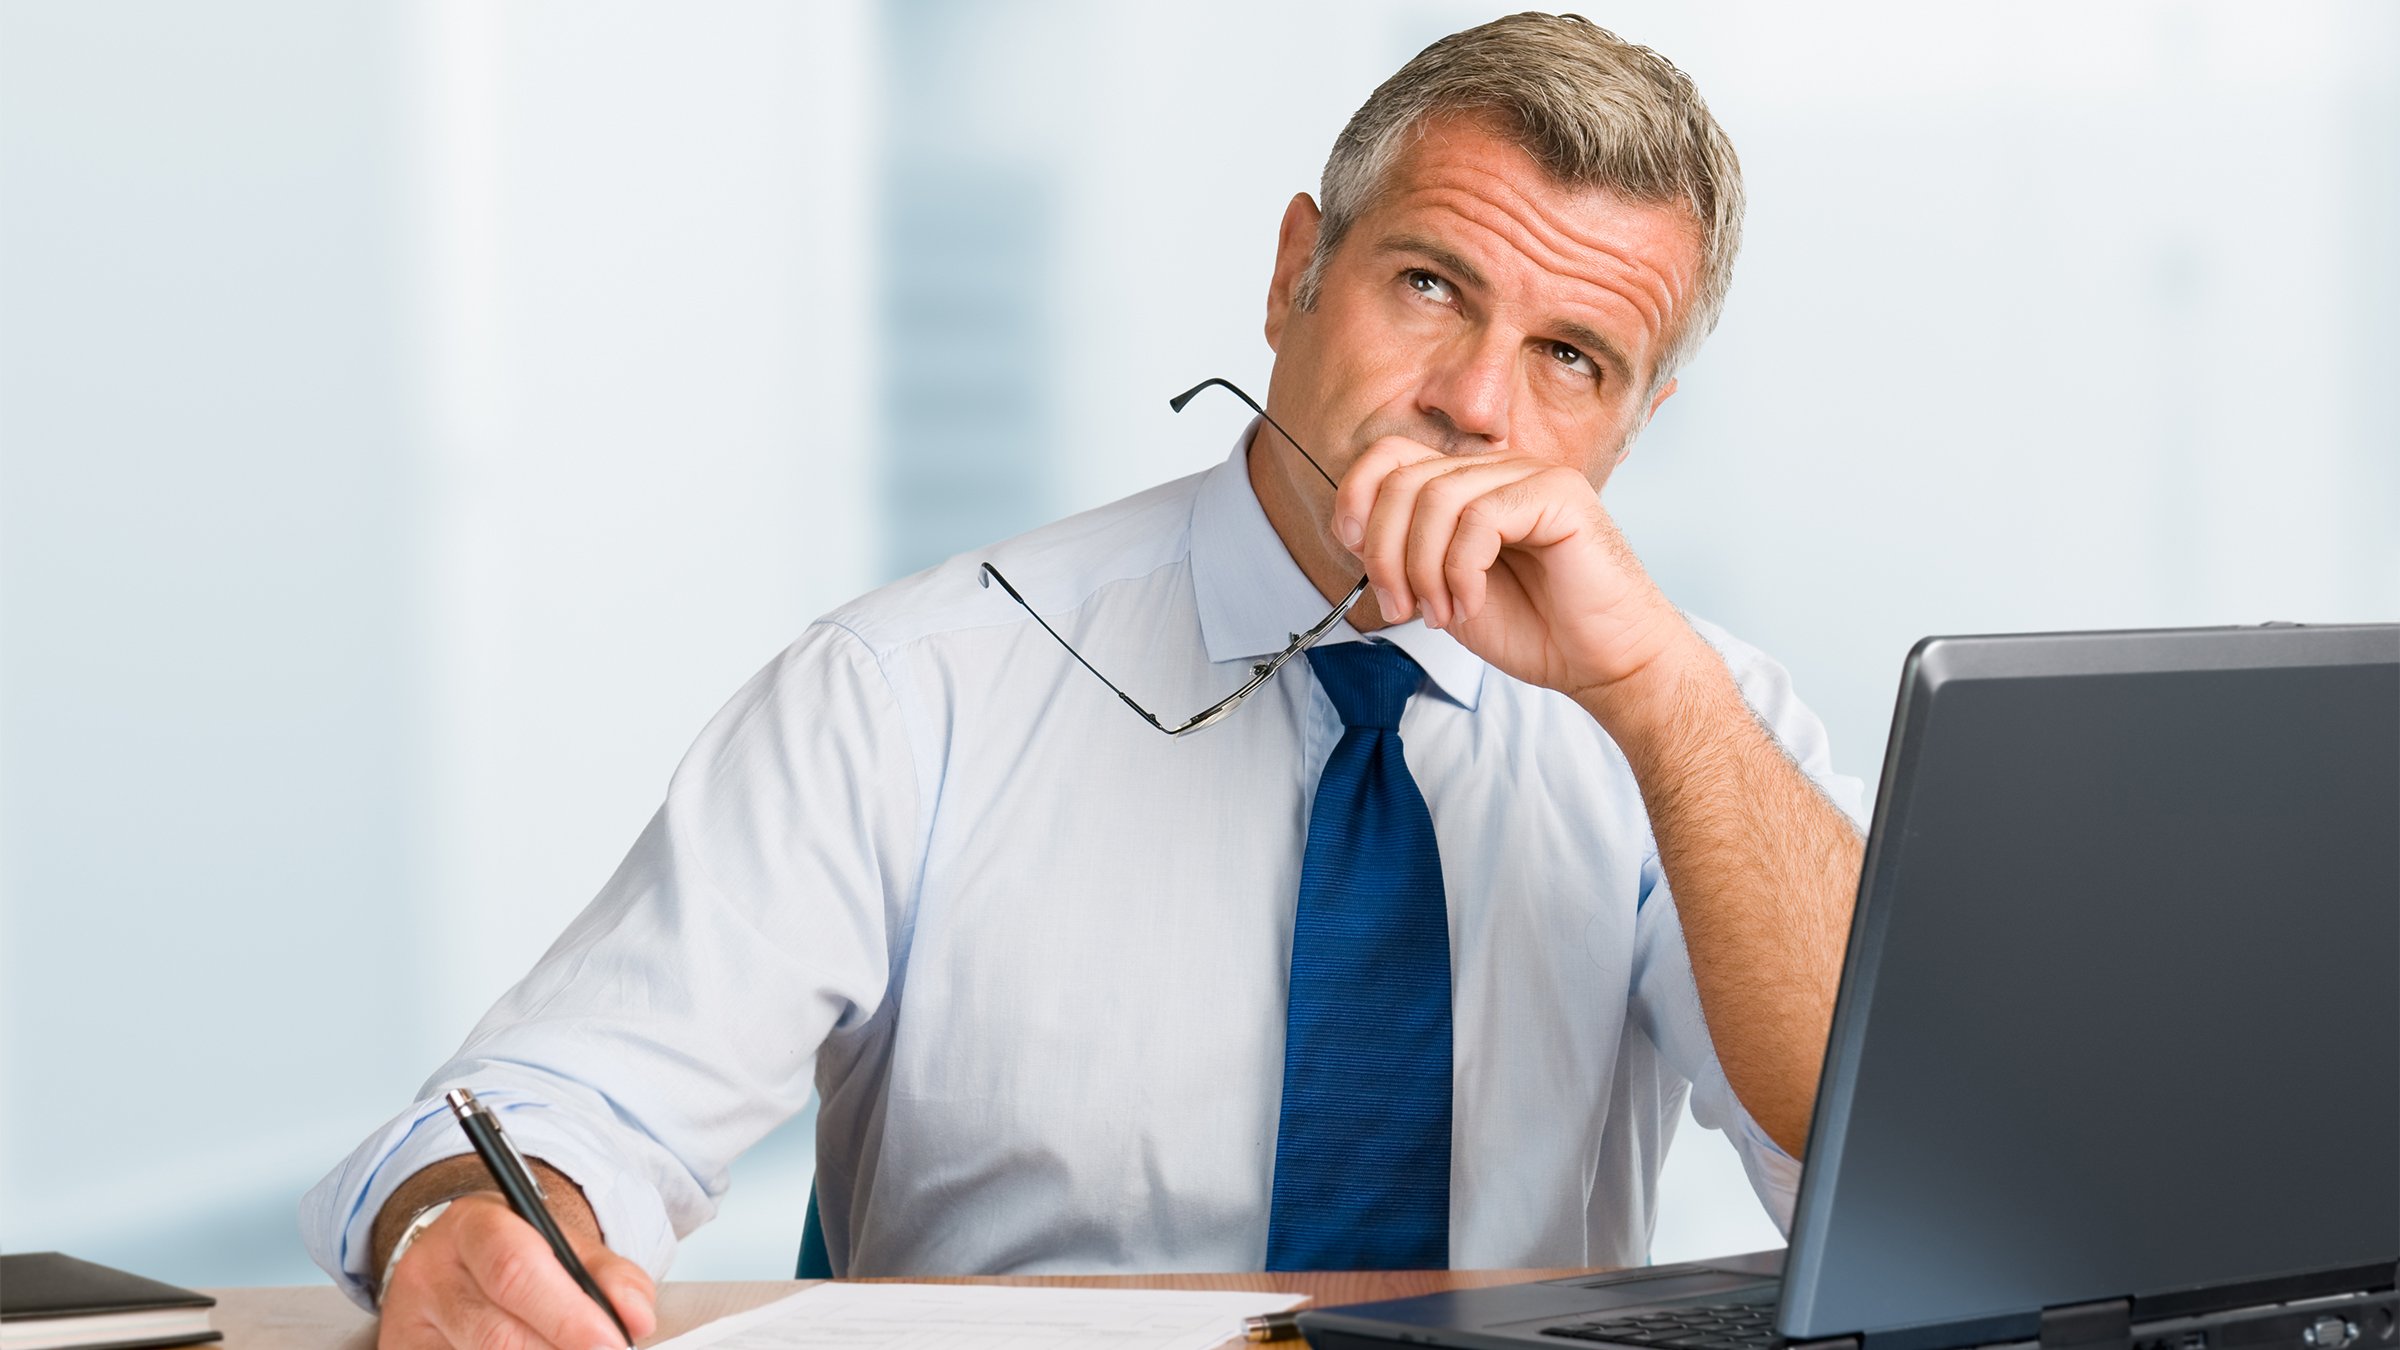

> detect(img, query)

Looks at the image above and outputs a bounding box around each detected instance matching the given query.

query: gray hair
[1297,12,1744,390]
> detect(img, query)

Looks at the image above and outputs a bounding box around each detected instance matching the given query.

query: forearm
[1577,636,1865,1156]
[367,1155,603,1282]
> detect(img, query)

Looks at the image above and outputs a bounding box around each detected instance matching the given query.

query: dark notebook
[0,1253,219,1350]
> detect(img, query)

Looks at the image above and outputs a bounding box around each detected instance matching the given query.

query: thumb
[581,1243,659,1342]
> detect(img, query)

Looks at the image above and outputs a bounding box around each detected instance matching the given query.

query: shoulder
[707,468,1211,767]
[814,469,1208,662]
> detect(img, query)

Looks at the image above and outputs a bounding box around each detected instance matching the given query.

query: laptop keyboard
[1543,1300,1783,1349]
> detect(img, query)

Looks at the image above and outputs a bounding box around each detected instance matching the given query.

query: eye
[1547,341,1599,379]
[1404,269,1456,304]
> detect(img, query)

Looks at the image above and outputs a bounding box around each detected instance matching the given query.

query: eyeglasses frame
[977,377,1371,736]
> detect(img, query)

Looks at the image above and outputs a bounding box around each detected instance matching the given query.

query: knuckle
[468,1316,533,1350]
[611,1259,656,1297]
[482,1245,545,1311]
[1421,472,1474,507]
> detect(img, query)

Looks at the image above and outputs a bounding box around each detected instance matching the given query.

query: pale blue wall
[0,0,426,1284]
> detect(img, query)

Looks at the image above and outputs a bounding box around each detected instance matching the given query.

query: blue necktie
[1266,640,1452,1271]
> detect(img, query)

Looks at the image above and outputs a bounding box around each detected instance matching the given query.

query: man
[306,14,1868,1350]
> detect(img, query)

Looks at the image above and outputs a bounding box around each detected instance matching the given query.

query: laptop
[1301,623,2400,1350]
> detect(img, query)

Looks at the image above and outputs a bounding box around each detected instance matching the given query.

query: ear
[1263,193,1323,353]
[1616,377,1679,465]
[1647,376,1679,421]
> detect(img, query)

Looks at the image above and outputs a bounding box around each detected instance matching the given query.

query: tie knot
[1305,640,1424,731]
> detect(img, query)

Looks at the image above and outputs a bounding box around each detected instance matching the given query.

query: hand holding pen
[372,1090,657,1350]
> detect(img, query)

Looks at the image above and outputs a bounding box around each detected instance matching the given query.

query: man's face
[1261,113,1702,525]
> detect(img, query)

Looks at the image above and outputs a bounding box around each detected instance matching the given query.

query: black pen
[445,1088,637,1350]
[1244,1309,1303,1342]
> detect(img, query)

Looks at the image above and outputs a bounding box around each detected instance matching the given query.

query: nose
[1415,324,1515,450]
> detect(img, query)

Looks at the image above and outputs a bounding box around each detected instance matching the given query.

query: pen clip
[495,1121,548,1202]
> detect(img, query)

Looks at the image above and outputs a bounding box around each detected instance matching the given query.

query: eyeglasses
[978,378,1372,736]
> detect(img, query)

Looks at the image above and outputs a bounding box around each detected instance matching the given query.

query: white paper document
[656,1281,1310,1350]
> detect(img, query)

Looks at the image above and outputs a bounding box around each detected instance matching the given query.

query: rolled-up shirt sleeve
[1626,624,1868,1234]
[300,620,924,1307]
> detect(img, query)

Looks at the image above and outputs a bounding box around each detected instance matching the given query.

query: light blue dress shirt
[303,429,1866,1306]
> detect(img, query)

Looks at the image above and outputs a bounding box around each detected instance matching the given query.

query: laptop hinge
[2041,1297,2133,1350]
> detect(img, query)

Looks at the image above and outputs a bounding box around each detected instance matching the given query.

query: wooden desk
[206,1269,1586,1348]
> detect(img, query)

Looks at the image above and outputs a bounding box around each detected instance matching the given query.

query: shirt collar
[1188,421,1487,711]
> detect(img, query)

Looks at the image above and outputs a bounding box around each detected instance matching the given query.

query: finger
[1401,460,1552,628]
[1340,439,1450,623]
[1332,436,1441,560]
[1355,446,1479,623]
[1444,495,1511,626]
[454,1201,637,1350]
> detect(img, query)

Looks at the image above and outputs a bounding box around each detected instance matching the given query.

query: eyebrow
[1376,232,1638,386]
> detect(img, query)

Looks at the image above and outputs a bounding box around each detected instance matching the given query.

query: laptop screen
[1781,626,2400,1341]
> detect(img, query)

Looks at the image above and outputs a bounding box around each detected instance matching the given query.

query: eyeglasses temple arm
[978,563,1167,730]
[1167,378,1339,491]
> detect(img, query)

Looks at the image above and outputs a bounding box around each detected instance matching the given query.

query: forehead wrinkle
[1391,183,1680,367]
[1389,154,1695,341]
[1404,133,1700,285]
[1471,178,1685,331]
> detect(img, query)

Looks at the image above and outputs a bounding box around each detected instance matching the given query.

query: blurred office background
[2,0,2394,1287]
